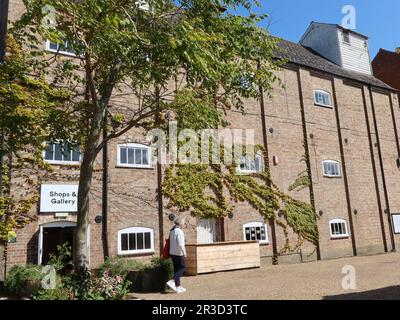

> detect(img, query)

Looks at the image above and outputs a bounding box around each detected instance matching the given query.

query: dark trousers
[170,255,185,287]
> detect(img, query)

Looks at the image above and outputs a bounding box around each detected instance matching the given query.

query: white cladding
[299,22,372,75]
[337,29,372,75]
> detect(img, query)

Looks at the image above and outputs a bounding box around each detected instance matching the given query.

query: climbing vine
[162,145,319,254]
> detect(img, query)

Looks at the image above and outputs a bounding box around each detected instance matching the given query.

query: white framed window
[322,160,341,178]
[314,90,333,108]
[44,142,81,164]
[238,154,263,173]
[45,39,76,57]
[117,143,152,168]
[329,219,349,238]
[342,31,351,44]
[243,222,269,244]
[117,227,154,255]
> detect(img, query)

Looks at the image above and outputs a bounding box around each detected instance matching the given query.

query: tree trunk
[74,111,103,270]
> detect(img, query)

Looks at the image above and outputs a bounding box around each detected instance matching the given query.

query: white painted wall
[337,29,372,75]
[300,23,341,66]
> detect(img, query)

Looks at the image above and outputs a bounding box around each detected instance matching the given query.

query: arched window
[322,160,341,177]
[118,227,154,255]
[117,143,152,168]
[243,222,269,244]
[314,90,333,108]
[329,219,349,238]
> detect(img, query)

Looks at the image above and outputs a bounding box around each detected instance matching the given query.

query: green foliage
[0,34,72,246]
[163,147,320,252]
[97,256,145,278]
[133,257,174,293]
[48,243,73,273]
[4,264,42,297]
[62,267,130,300]
[34,286,72,300]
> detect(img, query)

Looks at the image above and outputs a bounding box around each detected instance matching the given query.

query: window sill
[45,161,81,166]
[117,250,155,257]
[115,165,154,170]
[330,236,349,240]
[46,48,78,58]
[314,103,334,109]
[323,175,342,179]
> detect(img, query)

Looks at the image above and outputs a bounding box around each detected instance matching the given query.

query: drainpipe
[257,60,278,264]
[331,78,357,257]
[155,86,164,256]
[296,68,321,260]
[102,113,109,259]
[361,87,388,252]
[369,86,396,252]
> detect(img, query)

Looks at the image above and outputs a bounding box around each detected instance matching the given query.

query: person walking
[166,216,187,293]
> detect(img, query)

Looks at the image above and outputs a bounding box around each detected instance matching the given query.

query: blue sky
[236,0,400,59]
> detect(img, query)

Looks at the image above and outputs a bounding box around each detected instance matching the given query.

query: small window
[46,39,76,56]
[314,90,333,108]
[342,31,350,44]
[238,154,263,173]
[117,143,152,168]
[243,222,269,244]
[323,160,341,178]
[118,227,154,255]
[44,142,81,164]
[329,219,349,238]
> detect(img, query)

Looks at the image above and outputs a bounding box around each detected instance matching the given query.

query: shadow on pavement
[323,286,400,300]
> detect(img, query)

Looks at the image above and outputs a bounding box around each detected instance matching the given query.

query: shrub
[48,243,73,273]
[64,268,94,300]
[91,271,131,300]
[62,267,131,300]
[5,264,42,297]
[97,257,144,278]
[34,287,73,300]
[133,257,174,293]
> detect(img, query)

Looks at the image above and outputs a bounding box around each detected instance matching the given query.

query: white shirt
[169,226,186,256]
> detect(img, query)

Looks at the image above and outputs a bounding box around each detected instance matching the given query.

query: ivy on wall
[162,145,319,253]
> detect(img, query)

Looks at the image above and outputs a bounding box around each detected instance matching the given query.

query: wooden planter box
[185,241,260,276]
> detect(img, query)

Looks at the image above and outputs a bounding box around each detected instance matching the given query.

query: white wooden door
[196,218,216,244]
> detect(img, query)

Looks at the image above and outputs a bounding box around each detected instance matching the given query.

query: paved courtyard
[133,252,400,300]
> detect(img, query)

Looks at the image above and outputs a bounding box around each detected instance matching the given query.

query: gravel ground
[133,252,400,300]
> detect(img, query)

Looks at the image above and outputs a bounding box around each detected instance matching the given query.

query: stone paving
[133,252,400,300]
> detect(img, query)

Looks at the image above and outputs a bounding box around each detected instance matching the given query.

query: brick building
[372,48,400,92]
[1,5,400,279]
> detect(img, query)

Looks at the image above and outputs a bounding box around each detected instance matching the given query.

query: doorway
[38,221,76,265]
[196,218,216,244]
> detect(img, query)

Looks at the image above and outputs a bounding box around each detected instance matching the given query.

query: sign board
[40,184,78,213]
[392,214,400,235]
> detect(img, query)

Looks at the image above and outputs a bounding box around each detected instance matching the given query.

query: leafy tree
[12,0,282,269]
[0,34,71,272]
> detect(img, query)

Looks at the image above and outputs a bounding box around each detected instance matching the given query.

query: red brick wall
[372,49,400,92]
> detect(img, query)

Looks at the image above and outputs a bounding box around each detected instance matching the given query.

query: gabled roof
[275,38,394,91]
[299,21,369,44]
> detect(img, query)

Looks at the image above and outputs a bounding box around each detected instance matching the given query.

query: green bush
[5,264,43,297]
[97,257,144,278]
[133,257,174,293]
[34,287,73,300]
[48,243,73,273]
